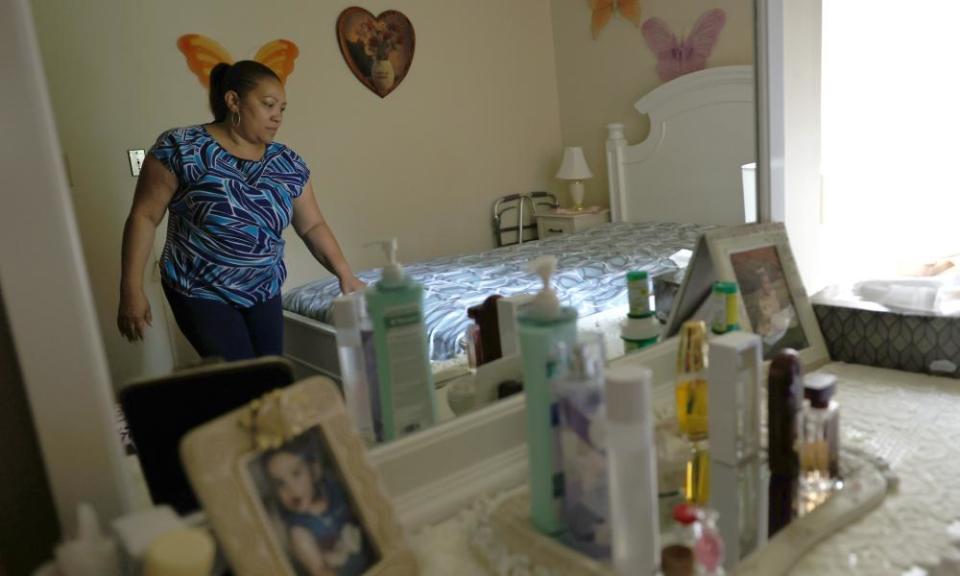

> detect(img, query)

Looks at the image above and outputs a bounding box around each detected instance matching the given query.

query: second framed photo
[705,222,829,368]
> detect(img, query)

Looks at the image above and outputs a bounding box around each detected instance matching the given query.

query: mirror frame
[5,0,784,531]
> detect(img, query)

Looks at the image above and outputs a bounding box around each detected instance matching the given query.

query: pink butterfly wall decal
[641,9,727,83]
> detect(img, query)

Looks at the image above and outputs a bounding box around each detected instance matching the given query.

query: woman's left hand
[339,275,366,295]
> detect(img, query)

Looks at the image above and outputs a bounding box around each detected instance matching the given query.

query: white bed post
[606,123,628,223]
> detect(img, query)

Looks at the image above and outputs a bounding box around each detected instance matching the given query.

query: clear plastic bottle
[604,365,659,575]
[554,333,609,559]
[331,294,376,445]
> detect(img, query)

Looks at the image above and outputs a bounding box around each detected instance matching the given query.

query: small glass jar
[661,504,726,576]
[797,373,840,516]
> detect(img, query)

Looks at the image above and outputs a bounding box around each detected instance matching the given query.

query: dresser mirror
[22,5,761,538]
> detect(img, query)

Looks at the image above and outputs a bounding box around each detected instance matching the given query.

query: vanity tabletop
[411,362,960,575]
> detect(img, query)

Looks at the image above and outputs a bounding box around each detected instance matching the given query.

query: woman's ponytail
[207,61,280,123]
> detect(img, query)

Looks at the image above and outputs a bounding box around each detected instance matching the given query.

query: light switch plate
[127,149,145,177]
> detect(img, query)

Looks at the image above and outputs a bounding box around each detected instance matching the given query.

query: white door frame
[756,0,786,223]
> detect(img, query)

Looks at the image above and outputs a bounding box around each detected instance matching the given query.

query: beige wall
[782,0,824,292]
[550,0,755,209]
[32,0,562,384]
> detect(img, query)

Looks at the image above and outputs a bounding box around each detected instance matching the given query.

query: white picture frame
[705,222,829,369]
[181,377,417,576]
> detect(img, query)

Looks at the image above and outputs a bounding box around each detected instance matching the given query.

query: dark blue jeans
[162,284,283,361]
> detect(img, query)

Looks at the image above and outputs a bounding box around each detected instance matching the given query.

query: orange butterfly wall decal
[176,34,300,88]
[589,0,642,40]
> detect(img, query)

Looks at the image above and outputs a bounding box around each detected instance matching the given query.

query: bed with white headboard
[606,64,755,225]
[281,65,756,381]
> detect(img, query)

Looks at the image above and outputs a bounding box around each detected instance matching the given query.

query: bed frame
[607,65,755,225]
[284,65,757,381]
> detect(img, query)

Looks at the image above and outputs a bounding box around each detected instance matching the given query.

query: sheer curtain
[820,1,960,282]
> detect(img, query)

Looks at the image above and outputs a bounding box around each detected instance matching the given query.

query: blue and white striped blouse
[150,125,310,307]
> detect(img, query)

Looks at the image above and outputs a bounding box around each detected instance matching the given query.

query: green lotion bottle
[518,255,578,534]
[365,239,437,441]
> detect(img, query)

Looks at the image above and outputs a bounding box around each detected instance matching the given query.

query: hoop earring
[232,111,240,127]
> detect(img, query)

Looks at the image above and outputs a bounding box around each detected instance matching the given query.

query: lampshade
[555,146,593,180]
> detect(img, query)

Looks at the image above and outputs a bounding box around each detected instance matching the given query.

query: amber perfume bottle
[676,321,710,505]
[675,321,709,440]
[798,372,840,515]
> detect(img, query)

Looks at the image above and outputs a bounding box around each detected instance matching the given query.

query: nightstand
[535,209,610,240]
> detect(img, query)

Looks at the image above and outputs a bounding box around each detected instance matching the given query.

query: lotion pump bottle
[518,255,578,535]
[364,238,437,441]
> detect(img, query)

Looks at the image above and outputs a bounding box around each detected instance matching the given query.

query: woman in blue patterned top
[117,61,364,360]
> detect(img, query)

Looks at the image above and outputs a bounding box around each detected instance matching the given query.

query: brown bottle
[466,295,503,366]
[767,348,802,536]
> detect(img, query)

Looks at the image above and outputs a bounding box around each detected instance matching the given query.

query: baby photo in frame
[704,222,829,368]
[244,426,377,576]
[729,244,809,358]
[181,378,418,576]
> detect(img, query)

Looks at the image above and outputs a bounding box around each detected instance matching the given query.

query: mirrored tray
[467,447,894,576]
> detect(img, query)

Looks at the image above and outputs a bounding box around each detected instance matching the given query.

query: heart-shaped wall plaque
[336,7,415,98]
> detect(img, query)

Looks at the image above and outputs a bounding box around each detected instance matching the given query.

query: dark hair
[260,433,327,509]
[208,60,280,122]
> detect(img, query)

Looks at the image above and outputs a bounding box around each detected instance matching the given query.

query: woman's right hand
[117,288,152,341]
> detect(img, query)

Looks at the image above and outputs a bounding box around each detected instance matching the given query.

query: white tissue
[853,277,960,316]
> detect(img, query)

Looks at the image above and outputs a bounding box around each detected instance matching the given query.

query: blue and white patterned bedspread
[283,221,711,361]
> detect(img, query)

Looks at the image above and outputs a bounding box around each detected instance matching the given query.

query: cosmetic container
[798,372,840,515]
[622,270,660,351]
[710,281,740,335]
[55,503,120,576]
[655,420,689,529]
[554,333,609,559]
[518,255,578,534]
[675,321,709,440]
[604,365,659,575]
[767,349,803,536]
[661,504,725,576]
[707,331,766,566]
[627,270,655,317]
[332,294,377,445]
[365,238,437,441]
[661,504,696,576]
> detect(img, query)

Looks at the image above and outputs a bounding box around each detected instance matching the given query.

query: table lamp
[555,146,593,211]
